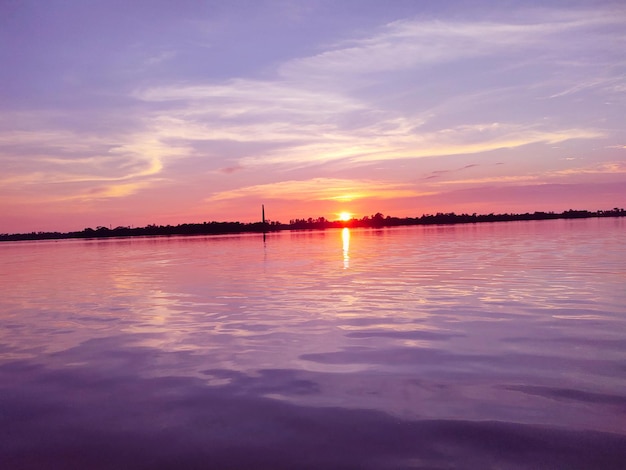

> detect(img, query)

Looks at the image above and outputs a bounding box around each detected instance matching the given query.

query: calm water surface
[1,218,625,469]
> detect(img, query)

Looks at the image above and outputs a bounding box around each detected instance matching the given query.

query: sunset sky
[2,0,625,233]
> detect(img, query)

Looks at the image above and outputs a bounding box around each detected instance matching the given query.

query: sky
[1,0,625,233]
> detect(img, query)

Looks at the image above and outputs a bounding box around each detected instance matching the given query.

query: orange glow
[342,227,350,269]
[339,212,352,221]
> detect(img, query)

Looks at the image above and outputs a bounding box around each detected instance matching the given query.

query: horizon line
[2,207,625,242]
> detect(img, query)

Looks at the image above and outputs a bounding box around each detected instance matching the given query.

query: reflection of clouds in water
[1,350,626,469]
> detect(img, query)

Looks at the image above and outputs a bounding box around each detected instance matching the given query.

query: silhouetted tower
[261,204,267,242]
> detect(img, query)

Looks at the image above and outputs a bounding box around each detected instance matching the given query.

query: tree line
[1,207,624,242]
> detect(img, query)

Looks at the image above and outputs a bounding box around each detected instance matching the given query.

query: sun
[339,212,352,222]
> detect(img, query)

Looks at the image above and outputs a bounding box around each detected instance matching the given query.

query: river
[1,218,625,468]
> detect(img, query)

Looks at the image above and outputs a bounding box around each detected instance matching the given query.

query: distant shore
[2,208,624,242]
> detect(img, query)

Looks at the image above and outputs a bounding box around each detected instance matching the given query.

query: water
[1,218,625,469]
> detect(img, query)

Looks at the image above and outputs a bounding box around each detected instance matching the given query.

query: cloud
[0,109,195,193]
[432,160,626,188]
[132,80,372,163]
[128,7,612,172]
[78,181,157,200]
[279,9,623,82]
[206,178,430,203]
[547,77,623,99]
[424,163,479,180]
[436,175,541,186]
[219,164,244,174]
[143,50,177,66]
[135,79,364,118]
[552,161,626,176]
[237,123,603,167]
[133,74,605,169]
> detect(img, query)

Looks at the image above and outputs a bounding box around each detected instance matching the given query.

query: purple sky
[1,0,625,232]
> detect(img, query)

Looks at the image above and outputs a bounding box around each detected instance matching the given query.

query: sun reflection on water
[342,227,350,269]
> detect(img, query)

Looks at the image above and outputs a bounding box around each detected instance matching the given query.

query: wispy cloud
[237,124,603,167]
[424,164,479,180]
[206,178,429,203]
[131,76,606,170]
[436,175,541,186]
[0,110,193,193]
[128,8,616,173]
[552,161,626,176]
[432,160,626,187]
[135,80,364,118]
[280,9,623,82]
[548,77,625,99]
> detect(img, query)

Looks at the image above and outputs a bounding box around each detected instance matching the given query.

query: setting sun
[339,212,352,221]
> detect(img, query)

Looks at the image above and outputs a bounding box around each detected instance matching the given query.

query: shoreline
[2,208,624,242]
